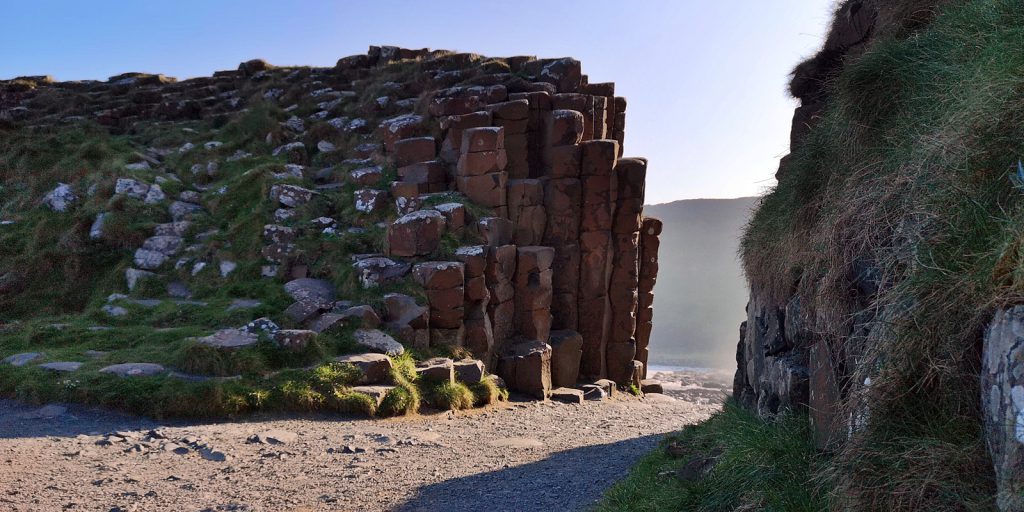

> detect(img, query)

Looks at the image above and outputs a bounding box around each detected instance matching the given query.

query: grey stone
[353,329,404,356]
[353,257,410,289]
[640,379,664,394]
[89,212,108,240]
[133,249,167,270]
[166,281,192,299]
[125,268,155,291]
[272,329,317,351]
[197,329,259,350]
[285,300,326,324]
[3,352,42,367]
[39,362,83,372]
[99,363,166,377]
[142,236,184,255]
[219,260,237,277]
[579,384,607,401]
[144,184,166,204]
[42,183,76,212]
[242,317,279,334]
[284,278,336,305]
[115,178,150,198]
[169,201,202,221]
[983,305,1024,510]
[102,304,129,317]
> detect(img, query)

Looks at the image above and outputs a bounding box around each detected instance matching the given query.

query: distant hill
[644,197,759,369]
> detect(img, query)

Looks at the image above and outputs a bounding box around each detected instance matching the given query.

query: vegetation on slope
[738,0,1024,508]
[600,401,822,512]
[0,55,507,419]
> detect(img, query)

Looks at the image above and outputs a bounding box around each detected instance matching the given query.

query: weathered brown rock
[416,357,455,383]
[498,339,552,399]
[456,172,507,207]
[549,330,583,388]
[547,110,584,146]
[388,210,446,257]
[578,295,610,379]
[334,353,394,385]
[478,217,513,247]
[393,137,437,167]
[606,340,637,386]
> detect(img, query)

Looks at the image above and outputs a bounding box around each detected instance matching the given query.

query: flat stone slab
[283,278,336,304]
[39,362,83,372]
[99,363,166,377]
[197,329,259,350]
[4,352,42,367]
[353,329,404,356]
[550,387,585,404]
[351,385,396,406]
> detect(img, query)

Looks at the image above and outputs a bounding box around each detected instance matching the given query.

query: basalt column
[412,262,466,348]
[456,246,495,364]
[577,139,619,379]
[456,127,508,217]
[543,109,585,337]
[606,157,647,385]
[637,217,662,378]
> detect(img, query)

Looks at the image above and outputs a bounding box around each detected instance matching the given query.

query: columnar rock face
[2,46,659,401]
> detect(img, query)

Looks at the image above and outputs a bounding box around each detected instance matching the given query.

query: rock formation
[0,45,661,405]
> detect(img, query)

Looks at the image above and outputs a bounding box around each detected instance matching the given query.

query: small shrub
[469,378,505,407]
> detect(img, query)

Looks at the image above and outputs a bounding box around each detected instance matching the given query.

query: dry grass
[740,0,1024,507]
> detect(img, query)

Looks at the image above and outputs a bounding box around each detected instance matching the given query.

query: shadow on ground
[0,399,379,439]
[395,434,665,512]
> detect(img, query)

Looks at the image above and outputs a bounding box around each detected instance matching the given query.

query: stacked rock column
[393,136,445,194]
[514,246,554,342]
[577,139,619,379]
[636,217,662,378]
[606,157,648,385]
[485,244,517,356]
[455,246,495,364]
[542,110,585,338]
[412,262,466,348]
[457,126,508,218]
[487,99,530,179]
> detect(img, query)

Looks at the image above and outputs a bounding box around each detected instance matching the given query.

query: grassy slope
[0,59,501,419]
[599,401,822,512]
[606,1,1024,509]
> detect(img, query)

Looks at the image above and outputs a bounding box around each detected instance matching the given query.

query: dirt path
[0,386,723,512]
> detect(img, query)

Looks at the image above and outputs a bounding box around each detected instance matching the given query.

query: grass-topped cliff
[605,1,1024,509]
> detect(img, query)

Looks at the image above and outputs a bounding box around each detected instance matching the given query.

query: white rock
[42,183,76,212]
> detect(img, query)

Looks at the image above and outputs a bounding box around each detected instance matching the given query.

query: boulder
[640,379,664,394]
[42,183,76,212]
[550,387,584,404]
[351,385,396,406]
[416,357,455,383]
[453,359,486,384]
[284,278,336,305]
[271,142,308,164]
[125,268,156,291]
[272,330,317,351]
[197,329,259,350]
[353,328,404,356]
[393,137,437,167]
[3,352,42,367]
[270,184,315,208]
[388,209,446,257]
[354,257,411,288]
[498,339,552,399]
[115,178,149,199]
[334,353,394,385]
[354,189,388,213]
[169,200,202,221]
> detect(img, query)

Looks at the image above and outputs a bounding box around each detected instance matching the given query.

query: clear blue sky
[1,1,836,204]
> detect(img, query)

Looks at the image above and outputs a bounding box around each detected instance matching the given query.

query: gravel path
[0,387,721,512]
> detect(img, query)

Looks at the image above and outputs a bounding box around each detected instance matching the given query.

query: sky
[1,1,837,204]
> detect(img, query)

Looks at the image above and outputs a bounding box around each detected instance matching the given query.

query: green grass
[599,401,823,512]
[738,0,1018,508]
